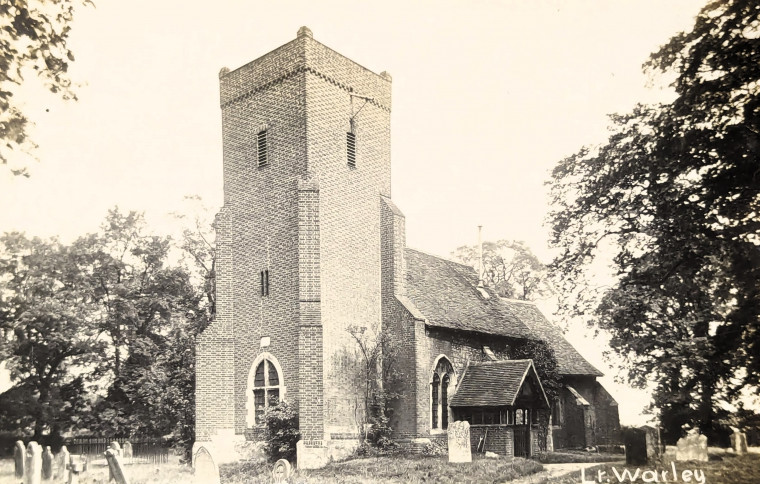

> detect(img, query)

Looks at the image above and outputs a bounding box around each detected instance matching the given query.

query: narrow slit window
[346,131,356,167]
[257,129,268,166]
[260,269,270,296]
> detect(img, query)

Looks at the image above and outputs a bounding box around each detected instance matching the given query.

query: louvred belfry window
[347,131,356,167]
[257,129,268,166]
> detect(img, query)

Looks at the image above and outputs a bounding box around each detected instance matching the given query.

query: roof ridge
[404,247,474,272]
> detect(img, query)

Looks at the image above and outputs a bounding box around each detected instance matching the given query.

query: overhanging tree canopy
[547,0,759,442]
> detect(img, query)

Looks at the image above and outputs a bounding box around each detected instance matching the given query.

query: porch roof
[449,359,549,409]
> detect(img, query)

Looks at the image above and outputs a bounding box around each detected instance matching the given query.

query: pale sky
[1,0,709,425]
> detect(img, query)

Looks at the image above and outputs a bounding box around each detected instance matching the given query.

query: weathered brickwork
[469,425,515,457]
[197,28,618,466]
[196,28,392,459]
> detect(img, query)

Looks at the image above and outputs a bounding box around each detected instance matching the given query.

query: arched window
[430,356,454,430]
[246,354,284,427]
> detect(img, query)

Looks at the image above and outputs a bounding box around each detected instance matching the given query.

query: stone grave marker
[623,427,648,465]
[123,441,133,460]
[68,454,86,484]
[109,441,122,457]
[675,428,708,462]
[105,449,130,484]
[730,429,748,455]
[56,446,70,483]
[447,420,472,463]
[272,459,292,482]
[642,425,662,463]
[41,446,54,480]
[194,445,220,484]
[14,440,26,480]
[25,441,42,484]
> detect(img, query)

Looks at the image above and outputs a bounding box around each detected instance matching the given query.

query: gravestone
[109,441,122,457]
[41,446,54,480]
[272,459,292,483]
[642,426,662,462]
[56,446,70,483]
[25,441,42,484]
[675,428,708,462]
[730,429,748,455]
[447,420,472,463]
[68,455,86,484]
[14,440,26,480]
[194,445,221,484]
[104,449,130,484]
[623,427,648,465]
[122,441,133,460]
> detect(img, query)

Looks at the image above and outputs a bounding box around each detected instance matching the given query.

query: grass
[220,455,543,483]
[0,455,194,484]
[545,453,760,484]
[536,451,623,464]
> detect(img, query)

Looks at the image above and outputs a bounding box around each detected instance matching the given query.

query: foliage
[510,339,561,405]
[0,233,102,439]
[0,207,210,459]
[262,400,300,463]
[547,0,760,443]
[1,0,92,176]
[171,195,216,319]
[346,325,407,449]
[451,239,552,300]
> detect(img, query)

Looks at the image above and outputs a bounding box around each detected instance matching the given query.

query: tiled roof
[449,360,548,408]
[403,248,602,377]
[502,300,603,377]
[404,249,536,340]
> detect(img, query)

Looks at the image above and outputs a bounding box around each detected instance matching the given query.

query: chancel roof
[403,248,603,377]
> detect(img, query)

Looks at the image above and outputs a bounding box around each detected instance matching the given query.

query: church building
[195,27,620,468]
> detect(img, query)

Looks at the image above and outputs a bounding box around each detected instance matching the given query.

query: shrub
[262,401,300,463]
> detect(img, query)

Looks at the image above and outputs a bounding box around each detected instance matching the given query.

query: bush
[262,401,300,463]
[365,412,398,452]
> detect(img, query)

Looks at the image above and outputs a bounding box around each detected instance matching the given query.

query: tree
[547,0,759,443]
[85,208,210,458]
[1,0,92,176]
[0,233,103,439]
[451,240,552,301]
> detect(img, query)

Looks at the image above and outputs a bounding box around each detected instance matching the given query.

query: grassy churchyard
[1,449,760,483]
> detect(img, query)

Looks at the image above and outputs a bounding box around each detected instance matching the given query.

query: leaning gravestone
[56,446,70,483]
[104,449,130,484]
[14,440,26,480]
[194,445,221,484]
[41,446,54,480]
[675,428,708,462]
[448,420,472,463]
[122,441,133,460]
[272,459,292,483]
[109,441,122,457]
[730,429,748,455]
[25,441,42,484]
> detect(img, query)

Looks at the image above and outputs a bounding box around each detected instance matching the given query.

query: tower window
[251,358,282,425]
[346,131,356,167]
[260,269,270,296]
[257,129,268,166]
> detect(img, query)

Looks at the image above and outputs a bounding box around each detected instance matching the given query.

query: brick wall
[469,425,514,457]
[413,327,522,438]
[197,28,393,447]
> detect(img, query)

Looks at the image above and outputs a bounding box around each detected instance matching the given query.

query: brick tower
[195,27,392,467]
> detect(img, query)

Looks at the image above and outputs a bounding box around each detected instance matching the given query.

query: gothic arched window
[431,356,454,430]
[247,355,284,427]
